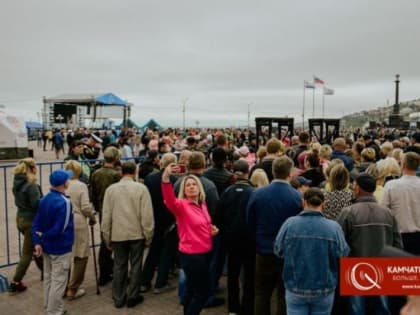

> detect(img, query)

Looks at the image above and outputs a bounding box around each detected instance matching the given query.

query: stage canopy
[44,93,128,107]
[26,121,43,129]
[43,92,130,127]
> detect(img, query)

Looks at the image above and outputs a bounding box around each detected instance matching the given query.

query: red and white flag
[313,75,325,85]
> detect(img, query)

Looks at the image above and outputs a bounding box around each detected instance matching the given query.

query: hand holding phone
[177,164,186,174]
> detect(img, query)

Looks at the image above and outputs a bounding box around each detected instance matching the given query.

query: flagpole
[302,82,306,130]
[312,87,315,118]
[322,89,325,118]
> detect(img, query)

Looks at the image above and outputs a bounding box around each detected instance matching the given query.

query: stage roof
[44,93,128,107]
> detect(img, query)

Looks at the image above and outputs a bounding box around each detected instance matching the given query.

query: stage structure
[42,93,131,129]
[255,117,294,147]
[308,118,340,144]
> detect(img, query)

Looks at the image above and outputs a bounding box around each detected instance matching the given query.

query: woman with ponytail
[9,158,43,294]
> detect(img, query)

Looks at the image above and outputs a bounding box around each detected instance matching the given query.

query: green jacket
[13,174,42,220]
[89,166,121,212]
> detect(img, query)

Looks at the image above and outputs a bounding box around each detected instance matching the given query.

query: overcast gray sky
[1,0,419,127]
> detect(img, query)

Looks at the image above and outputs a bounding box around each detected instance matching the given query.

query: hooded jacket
[12,174,42,220]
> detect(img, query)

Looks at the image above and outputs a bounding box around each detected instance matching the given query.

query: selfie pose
[161,163,218,315]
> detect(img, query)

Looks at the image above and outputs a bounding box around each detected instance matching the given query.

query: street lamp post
[182,98,189,129]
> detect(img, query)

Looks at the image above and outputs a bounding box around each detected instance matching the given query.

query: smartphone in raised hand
[177,164,186,174]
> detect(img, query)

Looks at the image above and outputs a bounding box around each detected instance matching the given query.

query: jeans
[112,239,145,307]
[179,268,187,305]
[285,290,334,315]
[348,296,390,315]
[254,253,285,315]
[179,252,211,315]
[141,228,177,288]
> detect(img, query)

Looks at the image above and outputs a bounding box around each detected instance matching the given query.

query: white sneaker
[67,288,86,300]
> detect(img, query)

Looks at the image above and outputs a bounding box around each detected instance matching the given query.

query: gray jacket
[337,196,402,257]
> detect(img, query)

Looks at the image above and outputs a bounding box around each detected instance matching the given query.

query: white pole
[182,98,188,129]
[312,87,315,118]
[322,90,325,118]
[302,82,306,130]
[248,104,251,129]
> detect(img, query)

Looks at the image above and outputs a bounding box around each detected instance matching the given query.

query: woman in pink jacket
[161,163,218,315]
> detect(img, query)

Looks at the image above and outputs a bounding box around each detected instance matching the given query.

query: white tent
[0,110,28,160]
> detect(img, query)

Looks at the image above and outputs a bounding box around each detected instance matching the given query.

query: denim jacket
[274,210,349,296]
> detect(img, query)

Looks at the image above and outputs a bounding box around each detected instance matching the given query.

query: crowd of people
[8,125,420,315]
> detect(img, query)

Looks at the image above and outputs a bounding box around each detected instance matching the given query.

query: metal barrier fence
[0,160,100,269]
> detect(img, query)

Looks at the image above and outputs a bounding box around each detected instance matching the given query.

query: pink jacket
[161,182,213,254]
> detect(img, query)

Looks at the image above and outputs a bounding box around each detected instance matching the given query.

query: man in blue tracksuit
[32,169,74,315]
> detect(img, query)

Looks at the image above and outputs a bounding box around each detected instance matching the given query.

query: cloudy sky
[1,0,419,127]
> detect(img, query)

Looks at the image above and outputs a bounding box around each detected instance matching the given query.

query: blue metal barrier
[0,159,101,269]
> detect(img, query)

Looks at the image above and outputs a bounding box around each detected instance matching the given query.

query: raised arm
[161,163,182,214]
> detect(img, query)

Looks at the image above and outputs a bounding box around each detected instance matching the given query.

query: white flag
[323,87,334,95]
[304,80,315,89]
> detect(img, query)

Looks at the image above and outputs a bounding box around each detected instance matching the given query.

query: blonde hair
[178,150,192,165]
[361,148,376,162]
[310,142,321,153]
[178,175,206,203]
[250,169,269,187]
[161,153,177,168]
[366,163,383,181]
[380,141,393,157]
[329,164,349,191]
[13,158,37,183]
[64,160,82,179]
[319,144,332,160]
[378,157,401,178]
[256,146,267,161]
[325,159,344,179]
[392,148,404,164]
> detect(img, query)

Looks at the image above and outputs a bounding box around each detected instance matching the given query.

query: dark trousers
[99,212,113,282]
[209,234,225,297]
[13,217,43,282]
[180,252,211,315]
[141,228,178,288]
[254,253,285,315]
[227,244,255,315]
[112,239,145,307]
[402,232,420,255]
[389,232,420,315]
